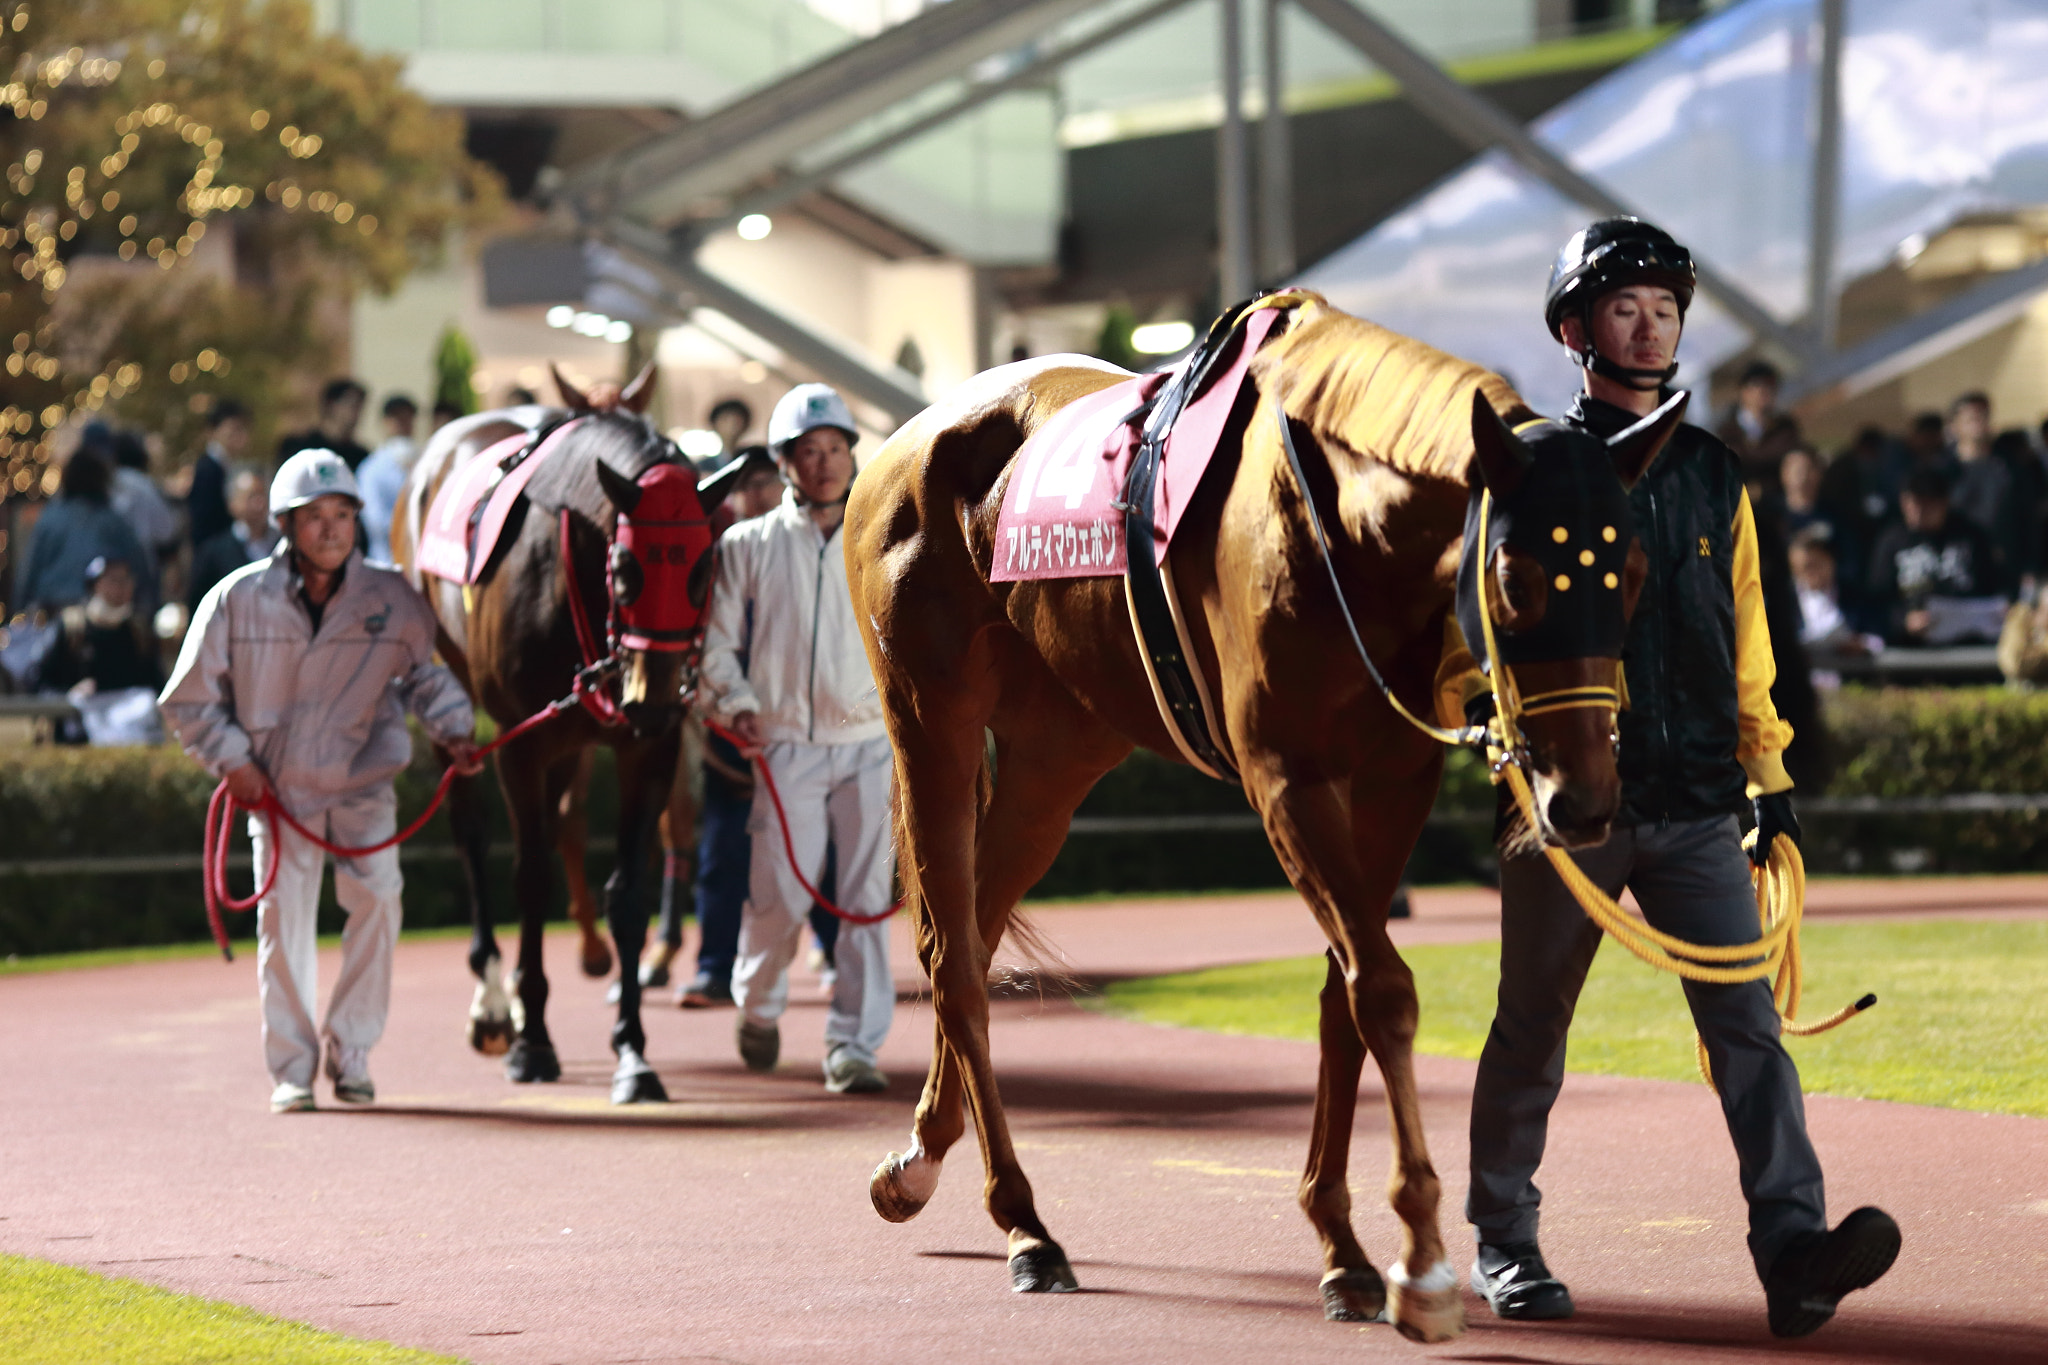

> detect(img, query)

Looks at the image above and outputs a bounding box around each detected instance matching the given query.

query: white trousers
[248,790,403,1088]
[733,737,895,1066]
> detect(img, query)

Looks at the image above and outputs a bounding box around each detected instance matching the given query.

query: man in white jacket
[161,450,479,1113]
[700,384,894,1094]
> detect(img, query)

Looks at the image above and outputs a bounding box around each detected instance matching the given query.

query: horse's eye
[609,545,644,605]
[687,545,716,610]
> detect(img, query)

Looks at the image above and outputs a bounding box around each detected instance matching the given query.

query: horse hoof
[1320,1266,1387,1323]
[580,939,613,979]
[467,1015,513,1057]
[869,1147,942,1224]
[1008,1241,1079,1294]
[505,1038,562,1084]
[1387,1258,1465,1343]
[610,1066,668,1105]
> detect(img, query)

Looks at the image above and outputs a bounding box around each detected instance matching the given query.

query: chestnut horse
[395,368,732,1104]
[845,295,1681,1339]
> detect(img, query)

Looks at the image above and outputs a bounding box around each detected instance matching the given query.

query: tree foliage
[0,0,501,493]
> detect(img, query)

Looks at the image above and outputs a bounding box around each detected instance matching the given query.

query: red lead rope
[200,672,610,962]
[702,717,902,926]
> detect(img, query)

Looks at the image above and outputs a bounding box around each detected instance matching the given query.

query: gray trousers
[1466,816,1826,1280]
[733,737,895,1068]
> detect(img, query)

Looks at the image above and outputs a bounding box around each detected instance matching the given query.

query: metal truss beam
[571,0,1107,228]
[1293,0,1818,366]
[709,0,1195,238]
[1783,257,2048,412]
[600,225,930,426]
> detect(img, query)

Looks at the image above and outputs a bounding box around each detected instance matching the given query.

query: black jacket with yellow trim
[1564,394,1793,826]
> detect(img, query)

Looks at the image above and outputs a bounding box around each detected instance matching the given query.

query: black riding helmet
[1545,217,1697,392]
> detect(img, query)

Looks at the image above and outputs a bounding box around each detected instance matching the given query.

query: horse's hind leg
[602,735,676,1104]
[498,739,573,1083]
[447,752,513,1056]
[556,749,613,979]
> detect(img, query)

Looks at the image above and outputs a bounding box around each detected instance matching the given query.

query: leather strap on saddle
[1119,300,1285,785]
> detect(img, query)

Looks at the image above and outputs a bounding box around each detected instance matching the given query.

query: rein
[1272,401,1869,1083]
[200,661,621,962]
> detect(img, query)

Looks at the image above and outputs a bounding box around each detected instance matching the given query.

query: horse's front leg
[1252,753,1463,1342]
[603,735,676,1104]
[442,745,512,1056]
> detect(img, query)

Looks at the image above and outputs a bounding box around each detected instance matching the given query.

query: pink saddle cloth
[992,307,1278,583]
[416,422,576,584]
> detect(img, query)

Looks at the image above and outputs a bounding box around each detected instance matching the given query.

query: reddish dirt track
[5,883,2048,1364]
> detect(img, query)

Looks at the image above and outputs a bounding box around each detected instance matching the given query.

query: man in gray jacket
[701,384,894,1095]
[161,449,479,1113]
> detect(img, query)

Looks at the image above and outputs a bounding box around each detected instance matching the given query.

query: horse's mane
[1251,296,1535,484]
[525,407,677,513]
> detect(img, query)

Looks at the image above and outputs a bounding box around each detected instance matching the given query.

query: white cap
[270,448,362,521]
[767,383,857,456]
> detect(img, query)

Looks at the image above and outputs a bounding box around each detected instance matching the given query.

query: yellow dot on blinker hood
[1552,526,1569,543]
[1602,526,1617,542]
[1604,572,1619,589]
[1554,574,1571,591]
[1579,549,1595,566]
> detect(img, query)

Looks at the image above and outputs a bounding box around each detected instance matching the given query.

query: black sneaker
[1765,1207,1901,1339]
[678,971,734,1009]
[1471,1241,1574,1320]
[736,1018,780,1073]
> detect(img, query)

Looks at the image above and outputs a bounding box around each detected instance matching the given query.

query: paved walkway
[3,880,2046,1364]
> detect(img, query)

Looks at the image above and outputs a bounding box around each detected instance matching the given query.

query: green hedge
[6,687,2046,956]
[0,737,628,957]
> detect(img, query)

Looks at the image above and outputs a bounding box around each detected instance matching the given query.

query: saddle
[416,416,578,585]
[992,301,1285,782]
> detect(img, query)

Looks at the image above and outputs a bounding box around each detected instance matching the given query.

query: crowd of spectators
[1718,362,2048,680]
[2,377,447,741]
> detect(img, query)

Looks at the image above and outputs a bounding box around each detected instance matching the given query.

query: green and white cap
[270,448,362,520]
[767,383,857,456]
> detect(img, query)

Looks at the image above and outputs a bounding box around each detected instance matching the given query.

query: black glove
[1751,791,1801,866]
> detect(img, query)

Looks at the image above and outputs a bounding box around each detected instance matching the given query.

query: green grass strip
[0,925,478,977]
[0,1253,459,1364]
[1095,918,2048,1117]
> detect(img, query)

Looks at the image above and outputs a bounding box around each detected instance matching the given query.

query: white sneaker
[270,1082,316,1113]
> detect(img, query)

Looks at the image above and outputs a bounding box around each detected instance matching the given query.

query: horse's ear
[595,458,642,515]
[1606,389,1689,490]
[551,362,595,415]
[1470,388,1534,500]
[618,361,658,415]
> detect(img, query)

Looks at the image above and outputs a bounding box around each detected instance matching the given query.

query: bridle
[556,434,714,728]
[1272,409,1618,780]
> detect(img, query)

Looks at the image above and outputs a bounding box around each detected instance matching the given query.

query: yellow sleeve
[1731,489,1795,796]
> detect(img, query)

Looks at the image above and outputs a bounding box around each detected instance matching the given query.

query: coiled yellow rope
[1469,491,1873,1087]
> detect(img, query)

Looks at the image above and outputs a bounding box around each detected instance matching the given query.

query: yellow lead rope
[1470,493,1874,1087]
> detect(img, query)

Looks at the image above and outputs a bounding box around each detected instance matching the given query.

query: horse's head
[562,362,729,737]
[1457,389,1685,848]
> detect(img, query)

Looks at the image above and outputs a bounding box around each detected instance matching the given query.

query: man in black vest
[1465,219,1898,1339]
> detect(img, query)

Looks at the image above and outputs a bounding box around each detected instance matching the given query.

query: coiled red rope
[200,669,613,962]
[702,717,901,925]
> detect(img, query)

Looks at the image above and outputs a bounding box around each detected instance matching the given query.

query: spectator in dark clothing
[429,399,464,434]
[1868,467,2007,645]
[1749,473,1832,791]
[277,378,370,470]
[1946,392,2022,576]
[1716,359,1802,494]
[1817,425,1901,588]
[1992,427,2046,585]
[41,556,163,698]
[189,399,250,548]
[187,470,279,608]
[20,448,150,612]
[1906,410,1956,481]
[1771,445,1828,538]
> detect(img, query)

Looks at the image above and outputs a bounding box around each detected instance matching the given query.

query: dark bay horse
[395,367,732,1104]
[844,295,1680,1339]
